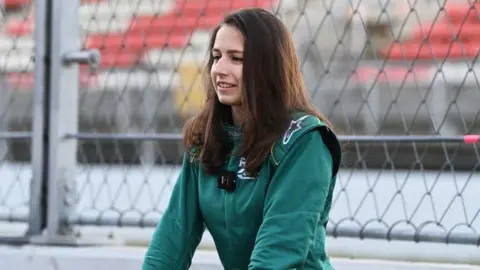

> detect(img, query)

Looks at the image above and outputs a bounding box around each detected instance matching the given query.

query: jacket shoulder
[270,112,341,177]
[186,146,200,163]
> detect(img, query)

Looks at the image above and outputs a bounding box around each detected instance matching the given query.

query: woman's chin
[218,97,240,106]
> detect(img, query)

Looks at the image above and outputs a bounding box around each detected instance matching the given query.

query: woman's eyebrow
[212,48,244,54]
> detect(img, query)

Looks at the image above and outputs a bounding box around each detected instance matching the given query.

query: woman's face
[210,25,244,107]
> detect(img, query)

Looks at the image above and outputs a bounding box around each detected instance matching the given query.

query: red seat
[4,72,33,91]
[4,18,33,36]
[130,14,224,34]
[382,42,474,60]
[174,0,274,15]
[3,0,277,69]
[125,0,276,60]
[3,0,108,37]
[443,3,480,24]
[467,43,480,58]
[353,65,430,83]
[85,32,189,51]
[412,22,480,43]
[2,0,30,9]
[5,71,96,90]
[95,51,143,69]
[380,2,480,61]
[130,0,276,34]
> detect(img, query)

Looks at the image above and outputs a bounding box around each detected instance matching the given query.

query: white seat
[142,31,211,68]
[78,1,175,34]
[0,68,179,93]
[0,53,33,72]
[80,18,131,34]
[78,0,174,22]
[0,36,35,53]
[144,48,207,69]
[0,1,175,37]
[89,69,179,92]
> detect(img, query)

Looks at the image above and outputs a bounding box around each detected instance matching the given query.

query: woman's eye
[232,56,243,62]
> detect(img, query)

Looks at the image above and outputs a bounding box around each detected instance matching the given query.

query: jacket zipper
[224,155,234,269]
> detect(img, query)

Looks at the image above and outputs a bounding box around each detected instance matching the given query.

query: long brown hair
[183,8,333,175]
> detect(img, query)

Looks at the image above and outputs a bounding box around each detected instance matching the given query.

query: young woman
[142,7,341,270]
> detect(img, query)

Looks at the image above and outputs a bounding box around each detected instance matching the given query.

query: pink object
[464,135,480,144]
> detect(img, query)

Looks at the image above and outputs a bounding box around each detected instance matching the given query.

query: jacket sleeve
[142,152,205,270]
[248,130,334,269]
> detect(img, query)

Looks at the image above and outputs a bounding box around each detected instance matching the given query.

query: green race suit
[142,112,341,270]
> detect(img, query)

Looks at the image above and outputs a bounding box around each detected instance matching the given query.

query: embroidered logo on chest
[237,157,256,180]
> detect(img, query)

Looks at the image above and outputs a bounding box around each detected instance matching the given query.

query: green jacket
[142,112,341,270]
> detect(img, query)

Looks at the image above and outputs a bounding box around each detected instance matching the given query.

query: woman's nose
[213,59,229,76]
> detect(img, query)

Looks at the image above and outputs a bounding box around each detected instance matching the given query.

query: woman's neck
[231,106,244,126]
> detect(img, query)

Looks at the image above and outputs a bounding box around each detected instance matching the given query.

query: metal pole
[30,0,80,246]
[26,0,49,239]
[62,132,480,144]
[29,0,114,247]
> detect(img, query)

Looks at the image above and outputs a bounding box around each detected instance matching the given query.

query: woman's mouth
[218,82,236,88]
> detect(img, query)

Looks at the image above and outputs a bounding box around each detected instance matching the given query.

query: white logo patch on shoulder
[282,115,309,145]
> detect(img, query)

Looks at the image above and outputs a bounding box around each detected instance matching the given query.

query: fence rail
[62,132,480,144]
[0,0,479,249]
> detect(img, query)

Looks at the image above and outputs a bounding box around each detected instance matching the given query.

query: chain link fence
[0,0,35,229]
[0,0,479,246]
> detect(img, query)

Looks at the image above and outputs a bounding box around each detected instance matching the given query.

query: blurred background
[0,0,479,269]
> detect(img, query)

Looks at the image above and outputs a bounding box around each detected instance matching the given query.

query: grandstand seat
[1,0,278,74]
[78,1,173,30]
[353,65,430,83]
[412,22,480,43]
[4,17,32,37]
[2,0,30,10]
[5,70,95,90]
[443,3,480,24]
[383,41,474,60]
[84,33,189,69]
[84,32,189,69]
[129,0,275,41]
[4,0,115,37]
[381,2,480,60]
[130,0,275,34]
[2,0,105,8]
[91,0,275,69]
[97,51,142,69]
[129,14,225,34]
[174,0,274,15]
[85,33,189,51]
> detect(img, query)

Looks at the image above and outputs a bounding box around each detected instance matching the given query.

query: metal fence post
[30,0,82,245]
[26,0,49,239]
